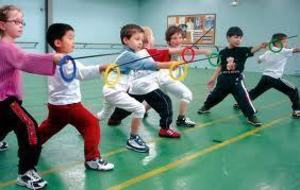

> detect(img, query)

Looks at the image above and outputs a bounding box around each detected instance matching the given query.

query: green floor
[1,69,300,190]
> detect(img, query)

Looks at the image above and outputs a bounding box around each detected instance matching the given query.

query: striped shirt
[0,40,56,101]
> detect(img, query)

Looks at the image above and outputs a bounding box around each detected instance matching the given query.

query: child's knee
[181,90,193,103]
[132,105,145,118]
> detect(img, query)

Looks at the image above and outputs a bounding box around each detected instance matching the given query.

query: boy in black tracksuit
[198,26,266,126]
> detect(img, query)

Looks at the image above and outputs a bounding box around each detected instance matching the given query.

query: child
[197,26,266,127]
[0,5,64,190]
[98,24,181,150]
[108,26,211,128]
[38,23,114,172]
[241,33,300,118]
[159,25,209,127]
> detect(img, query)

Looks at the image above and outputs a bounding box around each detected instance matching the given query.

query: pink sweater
[0,41,56,101]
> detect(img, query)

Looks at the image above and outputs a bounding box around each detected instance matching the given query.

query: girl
[0,5,63,190]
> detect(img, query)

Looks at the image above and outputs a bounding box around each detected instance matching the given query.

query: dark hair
[226,26,243,37]
[46,23,74,50]
[165,25,183,43]
[271,33,287,45]
[120,24,144,45]
[0,5,22,36]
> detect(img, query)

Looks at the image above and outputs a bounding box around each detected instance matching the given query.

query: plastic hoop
[169,61,189,81]
[181,47,195,62]
[103,64,121,87]
[208,52,221,67]
[59,55,77,82]
[268,40,283,53]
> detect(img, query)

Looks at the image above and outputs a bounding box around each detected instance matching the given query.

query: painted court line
[107,116,288,190]
[0,100,287,188]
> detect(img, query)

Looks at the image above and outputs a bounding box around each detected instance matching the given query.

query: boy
[235,33,300,118]
[197,26,266,127]
[38,23,114,171]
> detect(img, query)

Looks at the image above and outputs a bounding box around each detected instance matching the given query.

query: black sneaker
[197,106,210,114]
[85,157,114,171]
[16,169,47,190]
[292,110,300,119]
[0,141,8,151]
[126,135,149,153]
[247,115,262,127]
[176,117,196,127]
[233,103,240,110]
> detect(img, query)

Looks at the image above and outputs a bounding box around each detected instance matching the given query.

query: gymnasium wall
[138,0,300,74]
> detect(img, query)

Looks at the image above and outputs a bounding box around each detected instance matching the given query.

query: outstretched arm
[168,47,211,56]
[251,42,268,54]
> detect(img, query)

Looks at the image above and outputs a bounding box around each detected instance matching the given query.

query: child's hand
[53,53,65,65]
[99,65,107,73]
[207,79,216,89]
[260,42,268,49]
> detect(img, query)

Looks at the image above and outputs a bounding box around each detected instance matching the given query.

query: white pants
[158,70,193,103]
[98,87,145,119]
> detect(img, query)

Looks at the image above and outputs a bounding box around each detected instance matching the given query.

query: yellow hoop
[168,61,189,81]
[103,64,121,88]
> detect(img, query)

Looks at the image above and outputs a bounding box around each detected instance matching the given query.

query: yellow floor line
[107,116,288,190]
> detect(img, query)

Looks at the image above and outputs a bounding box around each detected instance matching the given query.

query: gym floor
[1,68,300,190]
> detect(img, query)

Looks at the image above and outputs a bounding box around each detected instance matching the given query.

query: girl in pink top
[0,5,63,190]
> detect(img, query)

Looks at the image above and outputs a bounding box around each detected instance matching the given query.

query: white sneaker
[292,110,300,118]
[0,141,8,151]
[126,135,149,153]
[85,157,114,171]
[16,169,47,190]
[96,112,101,120]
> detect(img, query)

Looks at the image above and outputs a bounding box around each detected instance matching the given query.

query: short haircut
[165,25,183,43]
[271,33,287,45]
[120,24,144,45]
[226,26,243,37]
[46,23,74,50]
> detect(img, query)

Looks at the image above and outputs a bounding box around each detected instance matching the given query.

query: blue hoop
[59,55,77,82]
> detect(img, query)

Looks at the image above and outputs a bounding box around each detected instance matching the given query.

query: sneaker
[16,169,47,190]
[85,157,114,171]
[107,118,121,126]
[197,106,210,114]
[176,117,196,128]
[159,128,181,138]
[233,103,240,110]
[0,141,8,151]
[292,110,300,119]
[247,115,262,127]
[126,135,149,153]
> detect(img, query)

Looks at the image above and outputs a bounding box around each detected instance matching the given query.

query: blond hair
[0,5,22,36]
[142,26,155,48]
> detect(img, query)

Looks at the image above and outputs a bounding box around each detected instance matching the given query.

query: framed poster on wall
[167,14,216,45]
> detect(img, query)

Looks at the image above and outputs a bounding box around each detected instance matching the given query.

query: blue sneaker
[126,135,149,153]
